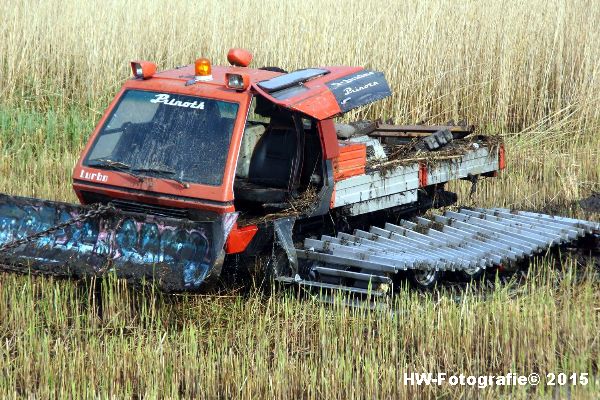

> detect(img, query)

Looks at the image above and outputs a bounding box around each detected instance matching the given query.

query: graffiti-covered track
[0,194,236,291]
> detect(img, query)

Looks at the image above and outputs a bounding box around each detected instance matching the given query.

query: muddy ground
[579,192,600,213]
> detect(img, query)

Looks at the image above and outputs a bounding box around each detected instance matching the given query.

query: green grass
[0,107,93,201]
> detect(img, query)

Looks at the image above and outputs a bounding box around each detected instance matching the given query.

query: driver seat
[235,116,302,204]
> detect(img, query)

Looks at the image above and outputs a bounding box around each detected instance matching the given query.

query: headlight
[225,73,249,91]
[130,61,157,79]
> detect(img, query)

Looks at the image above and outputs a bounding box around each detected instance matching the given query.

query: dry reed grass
[0,263,598,399]
[1,0,599,132]
[0,0,599,398]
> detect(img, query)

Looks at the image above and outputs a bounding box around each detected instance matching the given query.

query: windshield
[84,90,239,186]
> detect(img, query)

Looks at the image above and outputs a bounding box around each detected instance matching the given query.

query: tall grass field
[0,0,599,398]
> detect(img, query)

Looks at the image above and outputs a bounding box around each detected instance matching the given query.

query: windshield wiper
[133,167,190,189]
[89,158,131,169]
[87,158,144,182]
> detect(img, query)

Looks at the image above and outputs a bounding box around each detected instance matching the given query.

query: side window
[236,97,271,179]
[246,96,271,124]
[301,118,313,130]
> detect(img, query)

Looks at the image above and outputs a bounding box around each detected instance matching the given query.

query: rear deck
[332,135,503,215]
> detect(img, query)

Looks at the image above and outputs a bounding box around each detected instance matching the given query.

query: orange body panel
[333,142,367,181]
[72,63,363,220]
[73,66,282,214]
[317,119,340,160]
[499,143,506,170]
[73,181,235,213]
[418,162,428,187]
[225,225,258,254]
[251,66,364,120]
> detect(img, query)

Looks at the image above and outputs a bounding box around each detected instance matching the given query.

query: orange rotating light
[194,58,212,81]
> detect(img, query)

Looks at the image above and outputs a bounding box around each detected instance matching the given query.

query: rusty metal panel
[426,146,499,185]
[333,164,419,210]
[343,190,419,216]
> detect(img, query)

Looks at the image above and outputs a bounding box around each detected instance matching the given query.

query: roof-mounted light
[225,73,250,91]
[194,58,212,81]
[227,48,253,67]
[130,61,156,79]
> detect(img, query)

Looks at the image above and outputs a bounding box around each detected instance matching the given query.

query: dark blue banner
[326,70,392,113]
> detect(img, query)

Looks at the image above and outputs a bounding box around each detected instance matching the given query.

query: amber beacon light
[194,58,212,81]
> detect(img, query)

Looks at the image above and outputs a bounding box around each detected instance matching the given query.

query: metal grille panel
[298,208,599,274]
